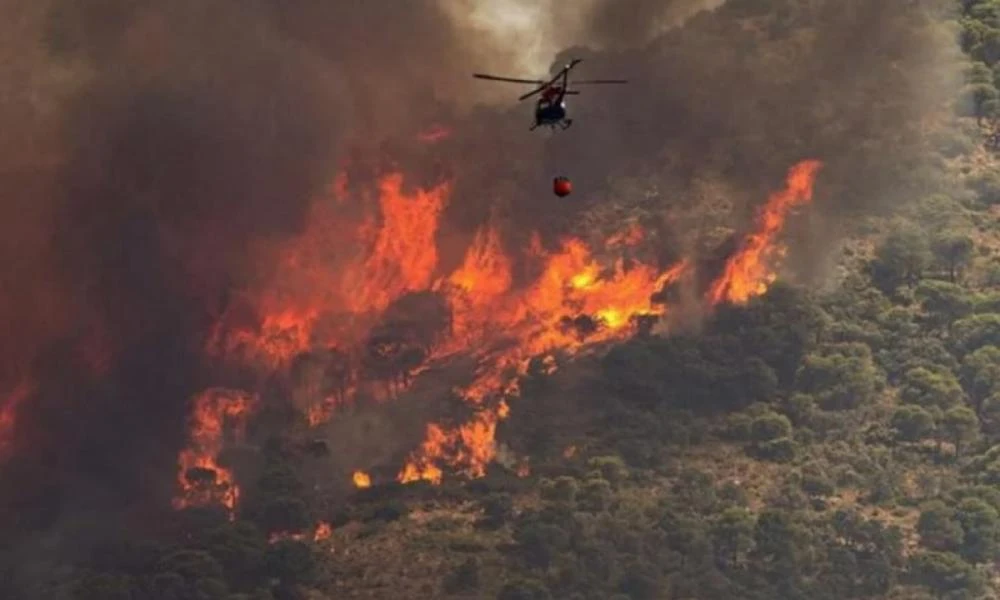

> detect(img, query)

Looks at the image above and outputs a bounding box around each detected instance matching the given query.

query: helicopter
[473,59,627,131]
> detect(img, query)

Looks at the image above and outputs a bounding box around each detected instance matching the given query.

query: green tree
[754,438,798,463]
[723,412,753,441]
[960,345,1000,413]
[749,412,792,442]
[899,366,966,410]
[917,501,963,552]
[710,507,756,570]
[578,478,613,513]
[908,551,982,595]
[800,465,835,498]
[868,226,932,293]
[954,498,1000,563]
[940,406,980,457]
[958,82,1000,119]
[967,61,993,84]
[930,233,975,283]
[750,510,806,579]
[587,456,628,488]
[980,393,1000,437]
[914,280,973,330]
[911,194,969,231]
[951,313,1000,356]
[541,476,578,505]
[203,521,268,589]
[795,344,882,411]
[891,405,936,443]
[673,469,717,511]
[708,283,826,386]
[154,550,229,600]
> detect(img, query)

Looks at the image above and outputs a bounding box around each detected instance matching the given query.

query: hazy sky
[444,0,589,76]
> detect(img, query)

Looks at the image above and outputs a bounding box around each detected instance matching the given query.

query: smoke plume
[0,0,963,591]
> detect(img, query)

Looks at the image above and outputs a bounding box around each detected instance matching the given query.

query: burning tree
[170,159,823,509]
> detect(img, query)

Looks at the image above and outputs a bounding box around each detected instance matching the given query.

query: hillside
[9,1,1000,600]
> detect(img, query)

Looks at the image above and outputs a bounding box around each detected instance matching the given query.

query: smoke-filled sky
[0,0,962,579]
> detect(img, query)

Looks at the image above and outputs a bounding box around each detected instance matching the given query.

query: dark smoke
[411,0,961,267]
[0,0,962,592]
[1,0,349,580]
[584,0,726,48]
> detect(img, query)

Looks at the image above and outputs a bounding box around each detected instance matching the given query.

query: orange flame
[707,160,822,305]
[314,521,332,541]
[399,230,690,482]
[307,397,337,427]
[190,157,818,496]
[352,470,371,488]
[347,174,450,313]
[205,173,450,374]
[173,388,256,514]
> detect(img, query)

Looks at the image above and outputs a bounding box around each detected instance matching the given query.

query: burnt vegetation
[9,1,1000,600]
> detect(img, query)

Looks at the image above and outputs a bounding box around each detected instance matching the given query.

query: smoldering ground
[0,0,965,593]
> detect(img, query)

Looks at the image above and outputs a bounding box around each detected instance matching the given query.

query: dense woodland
[15,0,1000,599]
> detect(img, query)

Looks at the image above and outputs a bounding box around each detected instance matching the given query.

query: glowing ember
[707,160,823,305]
[267,521,332,545]
[314,521,332,541]
[352,470,372,489]
[0,381,33,461]
[307,397,337,427]
[173,388,256,514]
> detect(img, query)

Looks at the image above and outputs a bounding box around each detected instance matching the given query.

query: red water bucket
[553,176,572,197]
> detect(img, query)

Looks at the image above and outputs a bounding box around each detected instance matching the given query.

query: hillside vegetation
[21,1,1000,600]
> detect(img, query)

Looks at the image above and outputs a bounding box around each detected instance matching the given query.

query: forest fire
[171,158,822,511]
[173,388,256,513]
[707,160,823,305]
[396,237,691,483]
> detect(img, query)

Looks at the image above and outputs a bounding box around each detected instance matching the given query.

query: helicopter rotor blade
[473,73,545,84]
[569,79,628,84]
[517,63,577,102]
[518,86,548,101]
